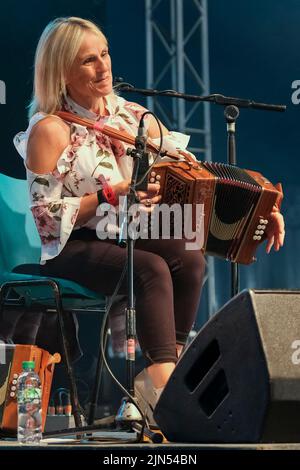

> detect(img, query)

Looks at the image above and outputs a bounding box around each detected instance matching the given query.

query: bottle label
[17,373,42,443]
[19,387,41,404]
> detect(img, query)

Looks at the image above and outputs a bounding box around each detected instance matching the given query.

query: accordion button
[259,219,264,224]
[257,225,262,229]
[261,225,266,230]
[10,392,15,398]
[264,219,269,224]
[259,230,264,235]
[156,175,161,180]
[257,236,262,240]
[13,374,18,379]
[255,230,260,235]
[253,236,258,240]
[11,386,16,391]
[150,178,155,183]
[151,172,156,177]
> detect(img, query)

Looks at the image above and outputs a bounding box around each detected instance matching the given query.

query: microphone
[134,117,149,191]
[224,105,240,134]
[224,105,240,123]
[136,116,147,148]
[118,117,149,247]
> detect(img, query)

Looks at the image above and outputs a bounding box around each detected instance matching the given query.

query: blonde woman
[14,17,284,426]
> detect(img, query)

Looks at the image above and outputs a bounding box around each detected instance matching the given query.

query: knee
[182,250,206,286]
[135,254,172,294]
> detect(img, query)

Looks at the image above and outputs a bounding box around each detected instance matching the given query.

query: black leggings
[41,229,206,364]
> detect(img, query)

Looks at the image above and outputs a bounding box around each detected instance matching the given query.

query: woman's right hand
[111,179,131,199]
[111,180,162,209]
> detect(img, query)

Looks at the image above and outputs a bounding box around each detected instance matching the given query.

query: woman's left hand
[265,208,285,254]
[137,183,161,209]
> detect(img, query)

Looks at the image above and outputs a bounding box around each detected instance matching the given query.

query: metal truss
[145,0,217,318]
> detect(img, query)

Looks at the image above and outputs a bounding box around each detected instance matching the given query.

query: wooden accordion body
[0,344,60,434]
[151,161,282,264]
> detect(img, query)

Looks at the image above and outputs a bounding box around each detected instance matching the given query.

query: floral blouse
[14,94,193,264]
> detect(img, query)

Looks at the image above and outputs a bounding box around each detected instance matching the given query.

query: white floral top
[14,94,193,264]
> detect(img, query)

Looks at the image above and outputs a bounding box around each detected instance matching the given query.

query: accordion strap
[56,110,193,163]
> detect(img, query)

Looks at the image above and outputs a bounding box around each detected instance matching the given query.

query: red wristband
[103,185,118,205]
[98,175,118,206]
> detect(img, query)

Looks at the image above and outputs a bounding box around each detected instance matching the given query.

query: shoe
[134,369,163,428]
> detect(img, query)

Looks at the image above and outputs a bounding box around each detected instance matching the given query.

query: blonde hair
[28,17,107,119]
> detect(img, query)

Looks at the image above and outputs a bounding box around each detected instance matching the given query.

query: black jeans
[41,229,206,364]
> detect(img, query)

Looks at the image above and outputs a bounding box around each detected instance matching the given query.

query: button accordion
[150,161,283,264]
[0,344,60,434]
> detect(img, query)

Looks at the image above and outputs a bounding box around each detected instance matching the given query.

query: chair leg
[49,280,83,428]
[0,284,5,316]
[0,280,83,428]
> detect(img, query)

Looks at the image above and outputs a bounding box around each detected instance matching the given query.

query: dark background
[1,0,299,296]
[0,0,299,410]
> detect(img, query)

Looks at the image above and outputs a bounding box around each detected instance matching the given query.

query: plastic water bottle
[17,361,42,444]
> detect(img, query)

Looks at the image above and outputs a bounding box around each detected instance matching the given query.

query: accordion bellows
[151,161,282,264]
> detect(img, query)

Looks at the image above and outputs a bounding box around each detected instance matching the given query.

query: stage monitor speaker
[154,289,300,443]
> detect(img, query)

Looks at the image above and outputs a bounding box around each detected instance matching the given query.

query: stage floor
[1,431,300,449]
[1,433,300,466]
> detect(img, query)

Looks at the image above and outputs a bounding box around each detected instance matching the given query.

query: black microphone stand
[113,78,286,112]
[224,105,240,297]
[43,83,286,441]
[115,127,149,426]
[42,127,163,444]
[114,79,286,299]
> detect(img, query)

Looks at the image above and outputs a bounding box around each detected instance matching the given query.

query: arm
[146,112,286,248]
[264,184,285,253]
[27,117,131,226]
[27,116,70,174]
[147,115,169,139]
[265,208,285,253]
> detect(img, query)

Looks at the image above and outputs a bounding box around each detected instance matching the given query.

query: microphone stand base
[115,397,143,425]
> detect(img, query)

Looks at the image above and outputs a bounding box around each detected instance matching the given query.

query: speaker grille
[185,339,220,392]
[198,369,229,417]
[154,290,300,443]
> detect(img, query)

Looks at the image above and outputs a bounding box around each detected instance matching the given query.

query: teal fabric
[0,173,106,307]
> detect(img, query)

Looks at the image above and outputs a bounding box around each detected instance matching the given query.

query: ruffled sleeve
[13,115,85,264]
[27,172,81,264]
